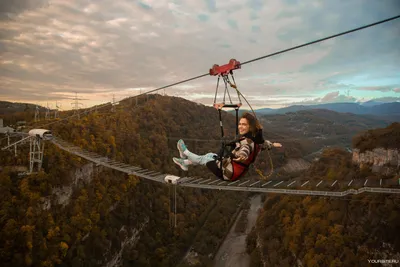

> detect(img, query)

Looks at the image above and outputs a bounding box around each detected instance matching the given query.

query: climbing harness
[209,59,274,180]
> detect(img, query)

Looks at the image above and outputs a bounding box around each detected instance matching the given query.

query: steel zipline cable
[36,14,400,129]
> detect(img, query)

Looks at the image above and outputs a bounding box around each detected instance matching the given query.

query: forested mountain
[0,101,42,115]
[246,124,400,267]
[352,122,400,153]
[0,94,252,267]
[261,109,395,139]
[254,109,396,167]
[1,95,399,267]
[0,101,43,126]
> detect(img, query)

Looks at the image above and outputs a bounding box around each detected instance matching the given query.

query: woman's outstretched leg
[177,139,187,159]
[173,157,190,171]
[174,139,218,168]
[178,139,217,165]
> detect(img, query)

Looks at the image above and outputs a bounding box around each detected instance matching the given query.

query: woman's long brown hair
[240,112,262,136]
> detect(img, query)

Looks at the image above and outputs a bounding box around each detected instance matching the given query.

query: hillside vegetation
[352,122,400,153]
[246,193,400,267]
[0,95,251,267]
[2,96,399,267]
[246,123,400,267]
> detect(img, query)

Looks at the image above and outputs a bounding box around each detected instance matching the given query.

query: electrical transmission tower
[34,105,40,122]
[71,92,84,119]
[54,101,61,118]
[45,102,51,120]
[111,94,116,112]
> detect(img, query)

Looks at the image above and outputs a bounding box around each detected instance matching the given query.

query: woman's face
[238,118,250,135]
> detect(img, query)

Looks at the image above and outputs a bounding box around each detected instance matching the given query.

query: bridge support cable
[174,184,177,228]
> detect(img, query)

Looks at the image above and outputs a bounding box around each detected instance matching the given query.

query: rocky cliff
[352,148,400,174]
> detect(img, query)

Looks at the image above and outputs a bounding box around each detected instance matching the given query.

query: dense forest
[0,95,254,267]
[0,101,43,125]
[246,193,400,266]
[352,122,400,152]
[246,124,400,267]
[1,96,399,267]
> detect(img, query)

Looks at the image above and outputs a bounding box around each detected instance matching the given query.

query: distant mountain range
[240,102,400,116]
[2,100,399,118]
[359,99,400,107]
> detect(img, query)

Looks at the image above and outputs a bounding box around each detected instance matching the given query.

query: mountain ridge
[254,102,400,115]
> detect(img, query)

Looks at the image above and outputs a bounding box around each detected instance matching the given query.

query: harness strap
[216,104,241,173]
[235,107,239,136]
[218,108,224,172]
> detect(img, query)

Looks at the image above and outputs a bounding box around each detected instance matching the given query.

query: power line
[35,14,400,129]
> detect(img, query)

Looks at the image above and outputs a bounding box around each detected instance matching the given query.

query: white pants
[185,150,218,166]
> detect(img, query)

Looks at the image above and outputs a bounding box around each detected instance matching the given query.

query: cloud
[227,19,238,30]
[314,91,357,104]
[251,25,261,33]
[0,0,399,111]
[321,91,339,102]
[289,92,358,106]
[198,14,209,22]
[204,0,217,12]
[247,0,264,11]
[357,86,396,92]
[0,0,49,20]
[137,1,152,10]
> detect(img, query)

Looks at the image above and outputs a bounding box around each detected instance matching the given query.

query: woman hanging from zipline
[172,59,281,181]
[173,112,282,181]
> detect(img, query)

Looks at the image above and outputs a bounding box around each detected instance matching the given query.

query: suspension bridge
[48,137,400,196]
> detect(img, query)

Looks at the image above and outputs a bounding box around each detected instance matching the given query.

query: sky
[0,0,399,111]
